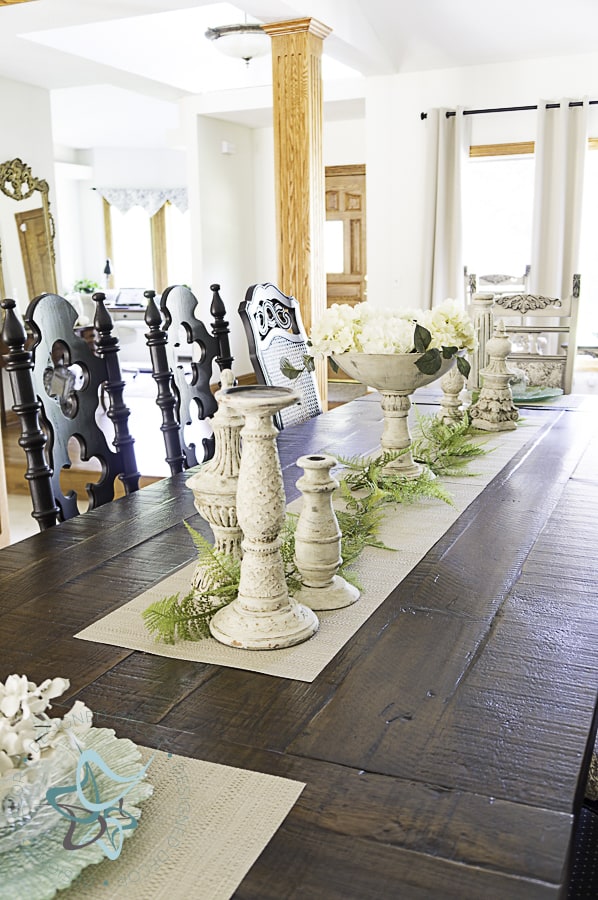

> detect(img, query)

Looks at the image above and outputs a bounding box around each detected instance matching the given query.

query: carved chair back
[490,274,581,393]
[238,283,322,429]
[144,283,233,474]
[1,292,140,529]
[465,266,531,308]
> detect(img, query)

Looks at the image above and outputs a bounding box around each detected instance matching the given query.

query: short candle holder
[209,385,319,650]
[294,454,360,610]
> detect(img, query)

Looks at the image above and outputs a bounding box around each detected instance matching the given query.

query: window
[108,204,153,288]
[462,146,534,280]
[103,198,191,293]
[464,140,598,345]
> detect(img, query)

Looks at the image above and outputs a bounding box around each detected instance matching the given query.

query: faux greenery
[142,522,239,644]
[73,278,101,294]
[339,450,455,507]
[413,323,471,379]
[142,413,489,644]
[142,494,389,642]
[410,408,489,476]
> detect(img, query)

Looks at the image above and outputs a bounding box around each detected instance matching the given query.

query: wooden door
[15,207,55,298]
[325,165,366,308]
[325,165,366,381]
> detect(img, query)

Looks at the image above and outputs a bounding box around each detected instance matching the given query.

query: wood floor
[2,421,163,498]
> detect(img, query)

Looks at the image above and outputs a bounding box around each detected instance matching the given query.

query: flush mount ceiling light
[205,23,270,65]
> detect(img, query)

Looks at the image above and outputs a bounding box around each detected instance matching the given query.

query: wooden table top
[1,395,597,899]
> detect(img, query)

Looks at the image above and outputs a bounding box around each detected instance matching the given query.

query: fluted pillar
[263,17,331,408]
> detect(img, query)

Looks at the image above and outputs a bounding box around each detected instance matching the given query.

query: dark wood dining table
[1,393,597,898]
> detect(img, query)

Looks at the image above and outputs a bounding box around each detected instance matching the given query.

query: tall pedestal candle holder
[209,385,319,650]
[294,454,360,611]
[186,371,243,596]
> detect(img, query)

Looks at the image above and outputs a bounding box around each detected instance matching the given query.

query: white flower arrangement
[281,300,476,381]
[0,674,92,774]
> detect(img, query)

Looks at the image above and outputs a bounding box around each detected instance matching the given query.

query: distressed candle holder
[469,321,519,432]
[293,454,360,611]
[186,370,243,597]
[438,364,466,424]
[209,385,319,650]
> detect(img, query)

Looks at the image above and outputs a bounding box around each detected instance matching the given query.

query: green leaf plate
[511,387,564,404]
[0,727,152,899]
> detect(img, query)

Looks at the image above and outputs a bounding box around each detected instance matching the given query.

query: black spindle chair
[144,283,233,475]
[1,292,140,530]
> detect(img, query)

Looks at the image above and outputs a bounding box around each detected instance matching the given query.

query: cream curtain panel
[426,107,471,309]
[95,187,188,217]
[530,98,588,298]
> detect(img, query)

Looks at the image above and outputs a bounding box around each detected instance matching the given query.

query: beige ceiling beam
[262,17,331,406]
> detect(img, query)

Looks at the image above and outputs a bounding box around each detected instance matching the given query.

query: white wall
[324,118,366,165]
[186,116,261,375]
[0,77,56,310]
[54,158,93,293]
[252,125,276,287]
[366,51,598,312]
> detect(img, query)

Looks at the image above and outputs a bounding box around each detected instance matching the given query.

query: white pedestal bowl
[332,352,457,478]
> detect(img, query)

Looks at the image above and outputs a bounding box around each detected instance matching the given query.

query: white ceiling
[2,0,598,149]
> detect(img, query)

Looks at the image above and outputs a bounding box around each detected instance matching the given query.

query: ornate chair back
[1,292,140,529]
[238,282,322,429]
[490,274,580,393]
[465,266,531,304]
[144,283,233,474]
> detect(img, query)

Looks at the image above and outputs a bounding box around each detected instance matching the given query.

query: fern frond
[142,590,228,644]
[410,408,489,476]
[184,521,240,586]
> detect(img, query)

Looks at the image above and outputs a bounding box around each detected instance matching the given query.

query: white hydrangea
[417,300,477,353]
[309,303,357,356]
[0,674,71,774]
[309,299,476,357]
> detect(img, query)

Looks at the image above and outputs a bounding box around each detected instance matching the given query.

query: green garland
[142,412,490,644]
[411,408,489,476]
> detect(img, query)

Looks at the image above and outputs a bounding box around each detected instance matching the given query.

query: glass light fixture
[205,23,270,65]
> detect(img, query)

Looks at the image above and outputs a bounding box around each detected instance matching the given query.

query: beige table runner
[66,748,304,899]
[76,423,540,682]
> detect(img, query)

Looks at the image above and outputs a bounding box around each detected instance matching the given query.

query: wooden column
[263,18,331,407]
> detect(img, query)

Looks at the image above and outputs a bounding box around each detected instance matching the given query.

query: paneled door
[325,164,366,382]
[325,165,366,308]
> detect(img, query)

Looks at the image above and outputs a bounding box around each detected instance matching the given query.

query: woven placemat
[64,748,304,899]
[76,423,540,681]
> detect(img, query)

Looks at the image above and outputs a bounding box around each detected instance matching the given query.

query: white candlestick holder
[209,385,319,650]
[293,453,360,610]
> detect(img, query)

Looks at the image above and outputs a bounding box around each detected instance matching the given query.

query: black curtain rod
[420,100,598,120]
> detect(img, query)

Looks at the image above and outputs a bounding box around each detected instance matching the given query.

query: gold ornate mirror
[0,157,58,303]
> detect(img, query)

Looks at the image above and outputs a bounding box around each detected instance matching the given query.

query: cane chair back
[1,292,139,529]
[144,283,233,474]
[238,283,322,429]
